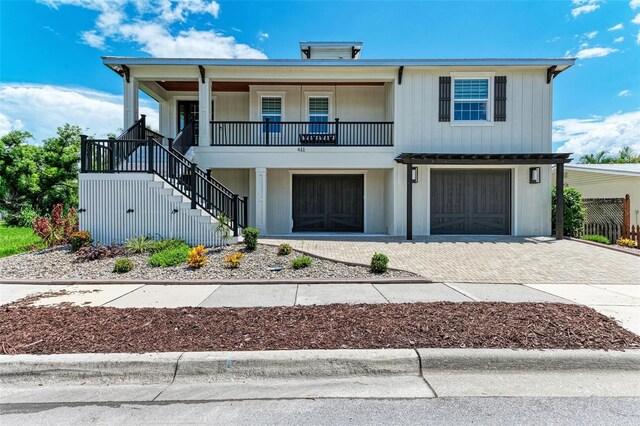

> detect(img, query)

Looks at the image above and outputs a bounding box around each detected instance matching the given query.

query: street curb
[0,277,431,285]
[417,348,640,371]
[1,349,638,386]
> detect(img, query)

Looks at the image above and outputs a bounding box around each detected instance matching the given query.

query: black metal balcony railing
[210,120,393,147]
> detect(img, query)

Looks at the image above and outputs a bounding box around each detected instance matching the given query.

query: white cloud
[584,30,598,39]
[607,23,624,31]
[637,31,640,44]
[553,110,640,159]
[571,0,602,17]
[258,31,269,42]
[632,13,640,24]
[81,30,106,48]
[632,0,640,10]
[574,46,618,59]
[618,90,632,97]
[39,0,266,59]
[0,84,158,143]
[614,36,624,43]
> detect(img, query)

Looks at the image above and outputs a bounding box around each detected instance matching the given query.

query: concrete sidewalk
[1,281,638,334]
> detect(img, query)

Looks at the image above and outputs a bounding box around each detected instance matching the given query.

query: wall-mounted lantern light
[529,167,541,184]
[411,167,418,183]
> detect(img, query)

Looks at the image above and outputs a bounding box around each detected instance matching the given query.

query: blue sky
[0,0,639,157]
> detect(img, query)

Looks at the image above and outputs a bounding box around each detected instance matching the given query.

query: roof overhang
[563,164,640,177]
[395,153,573,165]
[103,57,575,70]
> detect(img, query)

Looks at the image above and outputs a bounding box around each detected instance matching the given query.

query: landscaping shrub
[243,227,259,251]
[552,187,585,237]
[224,252,245,268]
[32,203,78,247]
[616,237,638,249]
[147,238,186,253]
[581,235,610,245]
[370,252,389,274]
[214,213,232,245]
[148,241,190,267]
[125,235,154,254]
[292,255,312,269]
[76,244,125,261]
[187,245,208,269]
[69,230,93,252]
[277,243,292,256]
[113,258,134,273]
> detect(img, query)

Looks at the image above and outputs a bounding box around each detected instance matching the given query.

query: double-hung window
[308,97,329,133]
[262,96,282,133]
[453,79,489,122]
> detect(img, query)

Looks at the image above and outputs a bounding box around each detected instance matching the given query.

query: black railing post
[243,196,248,229]
[108,141,115,173]
[80,135,87,173]
[190,162,197,209]
[232,194,239,236]
[265,118,270,146]
[147,136,154,173]
[168,138,174,151]
[140,114,146,139]
[334,118,340,145]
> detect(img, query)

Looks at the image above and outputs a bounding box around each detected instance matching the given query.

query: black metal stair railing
[80,135,248,236]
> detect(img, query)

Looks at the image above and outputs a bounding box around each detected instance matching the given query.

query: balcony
[209,120,393,147]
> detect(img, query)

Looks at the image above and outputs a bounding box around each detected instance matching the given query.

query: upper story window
[261,96,282,133]
[453,78,489,121]
[308,96,329,133]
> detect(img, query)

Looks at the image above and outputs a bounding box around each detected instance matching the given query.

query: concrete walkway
[2,282,638,334]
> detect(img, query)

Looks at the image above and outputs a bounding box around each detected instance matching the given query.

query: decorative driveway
[262,236,640,285]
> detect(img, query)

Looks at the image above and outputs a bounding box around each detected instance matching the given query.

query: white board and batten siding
[394,68,552,155]
[79,174,225,246]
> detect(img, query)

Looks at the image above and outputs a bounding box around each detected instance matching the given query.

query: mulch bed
[2,303,638,354]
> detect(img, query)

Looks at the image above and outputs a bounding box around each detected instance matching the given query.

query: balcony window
[453,79,489,121]
[261,96,282,133]
[308,96,329,133]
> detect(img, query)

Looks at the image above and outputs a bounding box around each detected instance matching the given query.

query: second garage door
[430,170,511,235]
[293,175,364,232]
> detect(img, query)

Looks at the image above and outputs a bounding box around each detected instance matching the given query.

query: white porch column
[123,77,139,130]
[255,167,268,235]
[198,77,211,146]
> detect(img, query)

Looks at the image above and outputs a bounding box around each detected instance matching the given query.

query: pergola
[394,153,573,240]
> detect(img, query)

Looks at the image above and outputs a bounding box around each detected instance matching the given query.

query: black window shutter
[494,76,507,122]
[438,76,451,122]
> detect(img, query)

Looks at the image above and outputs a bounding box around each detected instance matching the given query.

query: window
[308,97,329,133]
[453,79,489,121]
[261,96,282,133]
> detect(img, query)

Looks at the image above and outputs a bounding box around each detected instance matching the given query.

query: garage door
[430,170,511,235]
[293,175,364,232]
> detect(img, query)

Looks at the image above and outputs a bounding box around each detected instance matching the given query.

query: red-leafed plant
[32,203,79,247]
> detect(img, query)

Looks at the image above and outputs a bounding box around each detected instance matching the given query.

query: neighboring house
[79,41,575,245]
[556,163,640,226]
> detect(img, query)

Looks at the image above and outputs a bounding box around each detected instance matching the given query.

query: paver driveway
[263,236,640,284]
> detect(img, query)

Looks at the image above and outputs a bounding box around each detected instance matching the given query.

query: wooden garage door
[430,170,511,235]
[293,175,364,232]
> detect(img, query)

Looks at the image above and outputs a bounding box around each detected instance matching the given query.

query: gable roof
[565,163,640,177]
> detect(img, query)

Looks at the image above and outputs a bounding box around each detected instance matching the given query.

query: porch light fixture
[411,167,418,183]
[529,167,541,184]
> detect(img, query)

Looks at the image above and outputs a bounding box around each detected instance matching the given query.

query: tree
[579,146,640,164]
[0,125,81,226]
[0,131,42,225]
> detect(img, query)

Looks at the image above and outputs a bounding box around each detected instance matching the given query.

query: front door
[292,175,364,232]
[176,101,215,144]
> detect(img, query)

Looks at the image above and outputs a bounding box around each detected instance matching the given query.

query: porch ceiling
[156,81,387,92]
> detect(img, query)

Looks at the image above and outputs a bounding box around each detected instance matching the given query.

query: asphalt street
[2,397,639,425]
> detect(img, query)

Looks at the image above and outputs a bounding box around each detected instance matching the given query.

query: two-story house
[79,42,575,245]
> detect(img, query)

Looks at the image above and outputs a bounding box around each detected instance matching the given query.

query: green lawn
[0,223,43,258]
